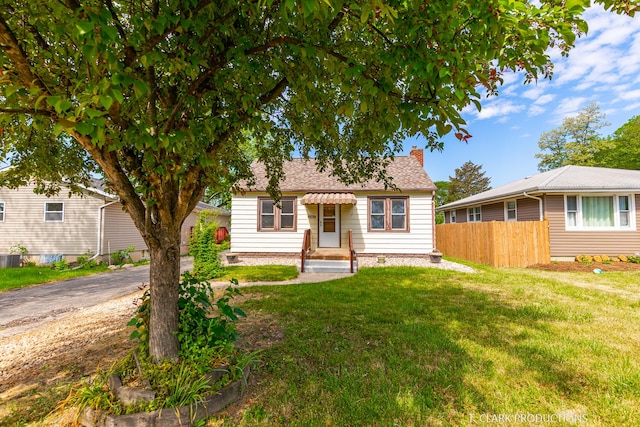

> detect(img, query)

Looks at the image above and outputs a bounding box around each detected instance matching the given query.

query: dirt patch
[0,291,282,425]
[528,261,640,272]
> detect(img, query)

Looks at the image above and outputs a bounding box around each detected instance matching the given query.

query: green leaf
[75,20,94,36]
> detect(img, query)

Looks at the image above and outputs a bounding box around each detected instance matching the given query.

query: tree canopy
[1,0,636,362]
[447,161,491,202]
[535,102,610,171]
[535,104,640,171]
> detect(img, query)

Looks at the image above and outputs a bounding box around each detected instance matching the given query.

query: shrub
[593,255,602,263]
[128,273,246,362]
[576,255,592,264]
[619,254,629,262]
[53,258,68,271]
[190,211,224,279]
[627,255,640,264]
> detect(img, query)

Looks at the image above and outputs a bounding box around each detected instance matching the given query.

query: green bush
[190,211,225,279]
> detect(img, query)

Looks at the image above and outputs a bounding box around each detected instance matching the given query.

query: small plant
[111,246,135,266]
[190,211,225,279]
[53,258,69,271]
[627,255,640,264]
[9,243,28,255]
[576,255,593,264]
[619,254,629,262]
[593,255,603,263]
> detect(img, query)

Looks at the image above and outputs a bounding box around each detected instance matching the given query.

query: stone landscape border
[79,366,250,427]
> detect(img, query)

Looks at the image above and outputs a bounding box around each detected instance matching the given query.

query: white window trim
[504,200,517,222]
[468,206,481,223]
[450,210,456,223]
[564,194,636,231]
[44,202,64,222]
[0,201,4,222]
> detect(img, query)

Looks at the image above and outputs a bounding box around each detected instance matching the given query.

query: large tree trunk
[147,225,182,362]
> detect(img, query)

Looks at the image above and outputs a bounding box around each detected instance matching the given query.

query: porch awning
[300,192,357,205]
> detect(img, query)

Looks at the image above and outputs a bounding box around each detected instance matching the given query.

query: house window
[450,210,456,223]
[565,195,634,230]
[468,206,481,222]
[505,200,517,221]
[0,202,4,222]
[368,197,409,231]
[258,197,296,231]
[44,202,64,222]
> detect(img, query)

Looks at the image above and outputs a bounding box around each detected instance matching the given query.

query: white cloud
[475,99,525,120]
[534,94,555,105]
[528,105,546,117]
[554,97,588,117]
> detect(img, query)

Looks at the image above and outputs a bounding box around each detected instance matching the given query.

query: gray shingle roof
[438,165,640,210]
[242,157,436,192]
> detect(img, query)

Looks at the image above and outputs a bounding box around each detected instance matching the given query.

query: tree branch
[0,13,49,93]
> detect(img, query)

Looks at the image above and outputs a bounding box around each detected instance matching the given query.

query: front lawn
[218,265,640,426]
[220,265,298,282]
[0,264,110,292]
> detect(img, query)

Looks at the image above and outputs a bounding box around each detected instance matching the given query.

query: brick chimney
[409,146,424,166]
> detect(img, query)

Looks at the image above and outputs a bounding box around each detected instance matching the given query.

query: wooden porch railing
[300,229,311,272]
[349,229,356,273]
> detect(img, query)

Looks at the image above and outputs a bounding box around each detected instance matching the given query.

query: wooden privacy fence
[435,220,550,268]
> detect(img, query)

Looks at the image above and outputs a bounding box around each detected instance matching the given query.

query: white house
[230,148,437,270]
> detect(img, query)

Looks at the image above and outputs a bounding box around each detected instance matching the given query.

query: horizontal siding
[0,184,105,256]
[547,194,640,257]
[481,202,503,222]
[230,193,309,253]
[102,204,148,255]
[231,192,434,254]
[517,197,542,221]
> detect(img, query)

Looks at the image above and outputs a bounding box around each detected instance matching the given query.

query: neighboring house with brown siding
[0,175,229,263]
[230,148,437,270]
[437,165,640,259]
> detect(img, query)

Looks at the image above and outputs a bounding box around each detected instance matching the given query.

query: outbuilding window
[0,201,4,222]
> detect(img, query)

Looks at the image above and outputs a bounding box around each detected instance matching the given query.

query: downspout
[91,200,120,260]
[523,192,544,220]
[432,190,437,250]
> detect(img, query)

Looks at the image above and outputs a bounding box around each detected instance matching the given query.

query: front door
[319,204,340,247]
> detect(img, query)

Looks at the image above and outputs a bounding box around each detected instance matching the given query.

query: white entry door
[319,204,340,247]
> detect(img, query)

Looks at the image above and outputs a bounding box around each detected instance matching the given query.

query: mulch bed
[528,261,640,272]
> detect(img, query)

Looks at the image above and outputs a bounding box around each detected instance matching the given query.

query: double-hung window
[450,210,457,223]
[505,200,517,221]
[44,202,64,222]
[468,206,481,222]
[258,197,296,231]
[368,197,408,231]
[0,201,4,222]
[565,195,634,230]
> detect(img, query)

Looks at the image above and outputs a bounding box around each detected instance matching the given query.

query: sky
[403,5,640,188]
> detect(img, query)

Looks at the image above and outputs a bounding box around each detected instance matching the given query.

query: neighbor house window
[44,202,64,222]
[565,195,634,230]
[468,206,481,222]
[368,197,409,231]
[0,202,4,222]
[450,210,456,223]
[258,197,296,231]
[505,200,517,221]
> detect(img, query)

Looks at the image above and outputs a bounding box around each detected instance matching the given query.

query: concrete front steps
[298,259,358,273]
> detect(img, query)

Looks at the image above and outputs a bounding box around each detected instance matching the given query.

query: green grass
[219,265,298,282]
[213,264,640,426]
[0,264,110,292]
